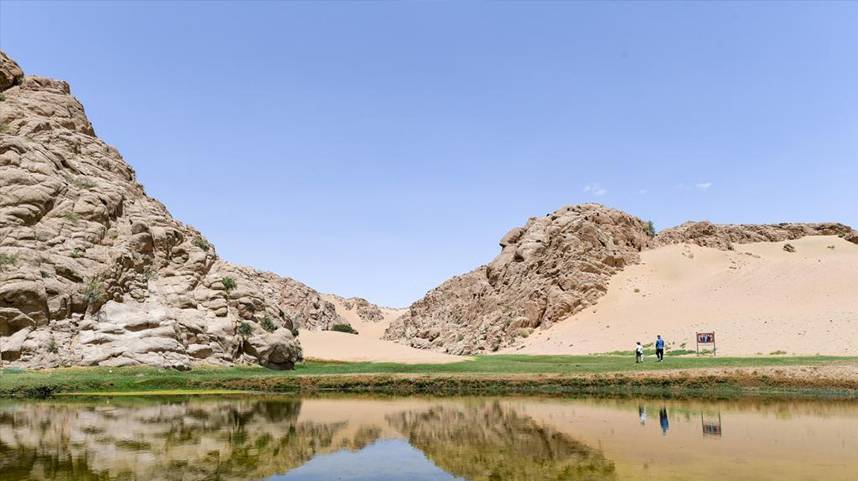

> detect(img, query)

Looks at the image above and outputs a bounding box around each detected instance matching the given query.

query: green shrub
[47,336,59,354]
[260,316,277,332]
[0,93,5,102]
[222,276,237,292]
[0,253,18,269]
[192,237,211,252]
[331,323,358,335]
[63,212,81,224]
[82,279,104,305]
[644,220,656,237]
[70,248,83,259]
[238,321,253,338]
[0,121,8,133]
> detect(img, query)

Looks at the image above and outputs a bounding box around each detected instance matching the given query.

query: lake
[0,395,855,481]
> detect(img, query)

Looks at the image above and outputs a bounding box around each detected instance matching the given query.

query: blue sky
[2,1,857,306]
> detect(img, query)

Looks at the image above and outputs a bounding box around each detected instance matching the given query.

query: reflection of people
[635,342,644,363]
[659,408,669,435]
[639,405,647,425]
[655,335,665,362]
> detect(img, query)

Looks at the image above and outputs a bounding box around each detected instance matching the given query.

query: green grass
[1,354,854,398]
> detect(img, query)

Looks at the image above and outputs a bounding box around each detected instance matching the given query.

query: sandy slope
[510,235,858,356]
[299,296,465,364]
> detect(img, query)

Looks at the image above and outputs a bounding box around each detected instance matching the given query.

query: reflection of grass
[2,355,857,398]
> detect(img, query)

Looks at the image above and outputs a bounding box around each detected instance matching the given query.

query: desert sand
[510,235,858,356]
[299,296,465,363]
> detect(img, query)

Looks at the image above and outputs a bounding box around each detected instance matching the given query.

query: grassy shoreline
[2,355,857,399]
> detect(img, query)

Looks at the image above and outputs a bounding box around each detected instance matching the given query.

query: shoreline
[2,355,858,400]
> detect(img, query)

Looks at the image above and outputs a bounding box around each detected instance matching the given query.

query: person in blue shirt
[655,335,665,362]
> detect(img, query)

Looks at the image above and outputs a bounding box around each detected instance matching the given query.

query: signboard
[701,413,722,437]
[696,332,716,355]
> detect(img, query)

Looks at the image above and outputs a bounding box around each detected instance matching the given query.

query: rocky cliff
[384,204,652,354]
[385,205,858,355]
[0,51,339,369]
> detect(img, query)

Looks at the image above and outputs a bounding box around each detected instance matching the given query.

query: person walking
[635,342,644,363]
[655,335,665,362]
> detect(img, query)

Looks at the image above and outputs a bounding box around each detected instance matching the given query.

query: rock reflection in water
[0,398,615,481]
[387,400,617,481]
[0,398,367,481]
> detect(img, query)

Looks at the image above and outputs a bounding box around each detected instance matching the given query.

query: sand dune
[300,296,465,364]
[510,235,858,356]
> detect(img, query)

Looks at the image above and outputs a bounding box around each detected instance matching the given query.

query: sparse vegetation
[770,350,788,355]
[238,321,253,338]
[0,93,5,102]
[82,279,104,305]
[331,323,359,335]
[222,276,237,292]
[260,316,277,332]
[70,248,83,259]
[783,243,796,253]
[47,336,59,354]
[0,121,8,133]
[68,175,96,189]
[0,253,18,269]
[143,269,157,281]
[192,237,211,252]
[63,212,81,224]
[644,220,656,236]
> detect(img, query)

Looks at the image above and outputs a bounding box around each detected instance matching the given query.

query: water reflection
[0,397,857,481]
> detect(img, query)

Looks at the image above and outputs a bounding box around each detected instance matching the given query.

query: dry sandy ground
[299,296,465,364]
[511,235,858,356]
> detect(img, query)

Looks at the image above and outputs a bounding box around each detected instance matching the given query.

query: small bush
[63,212,81,224]
[0,121,8,134]
[260,316,277,332]
[70,248,83,259]
[331,323,358,335]
[47,336,59,354]
[644,220,656,237]
[0,253,18,269]
[68,176,96,189]
[0,93,5,102]
[192,237,211,252]
[238,321,253,338]
[82,279,104,305]
[143,269,157,281]
[770,350,788,355]
[222,276,237,292]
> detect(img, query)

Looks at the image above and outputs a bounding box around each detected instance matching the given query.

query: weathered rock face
[654,221,857,250]
[384,204,652,354]
[0,50,314,369]
[274,276,343,330]
[328,294,386,322]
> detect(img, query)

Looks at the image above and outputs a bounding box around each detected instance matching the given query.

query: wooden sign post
[696,332,716,355]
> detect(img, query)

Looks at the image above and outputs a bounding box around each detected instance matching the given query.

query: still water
[0,395,856,481]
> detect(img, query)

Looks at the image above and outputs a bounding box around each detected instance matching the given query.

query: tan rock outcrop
[0,50,323,369]
[384,204,652,354]
[327,294,386,322]
[654,221,856,250]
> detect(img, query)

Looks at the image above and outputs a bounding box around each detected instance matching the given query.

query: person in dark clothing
[655,335,665,362]
[659,407,669,435]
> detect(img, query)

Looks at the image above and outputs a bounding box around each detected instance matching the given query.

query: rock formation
[0,50,340,369]
[385,205,858,355]
[327,294,386,322]
[384,204,652,354]
[653,221,856,250]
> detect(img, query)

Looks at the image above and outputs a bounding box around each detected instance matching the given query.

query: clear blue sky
[2,1,857,307]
